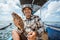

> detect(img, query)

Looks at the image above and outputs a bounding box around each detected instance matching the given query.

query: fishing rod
[0,23,12,30]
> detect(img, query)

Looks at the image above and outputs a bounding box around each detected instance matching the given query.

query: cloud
[48,1,60,13]
[41,1,60,22]
[0,0,23,21]
[0,3,11,12]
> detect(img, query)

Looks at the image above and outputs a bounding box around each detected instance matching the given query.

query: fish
[12,12,24,30]
[12,12,28,38]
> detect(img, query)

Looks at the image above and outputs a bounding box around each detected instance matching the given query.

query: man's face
[23,7,32,19]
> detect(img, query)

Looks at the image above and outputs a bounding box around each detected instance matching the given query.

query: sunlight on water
[0,22,16,40]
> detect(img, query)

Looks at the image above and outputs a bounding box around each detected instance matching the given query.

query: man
[12,6,44,40]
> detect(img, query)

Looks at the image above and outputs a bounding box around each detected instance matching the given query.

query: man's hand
[27,31,37,40]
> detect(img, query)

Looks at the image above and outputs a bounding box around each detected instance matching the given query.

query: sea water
[0,21,16,40]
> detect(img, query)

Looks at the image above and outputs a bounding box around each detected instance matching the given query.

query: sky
[0,0,60,23]
[0,0,21,22]
[41,0,60,22]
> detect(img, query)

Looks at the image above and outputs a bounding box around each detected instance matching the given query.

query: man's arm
[35,16,44,40]
[12,30,20,40]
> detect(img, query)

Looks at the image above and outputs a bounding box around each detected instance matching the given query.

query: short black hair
[22,7,32,13]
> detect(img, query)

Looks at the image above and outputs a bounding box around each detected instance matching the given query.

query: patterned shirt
[23,15,44,40]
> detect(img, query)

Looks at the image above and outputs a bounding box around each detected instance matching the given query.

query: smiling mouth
[26,12,31,13]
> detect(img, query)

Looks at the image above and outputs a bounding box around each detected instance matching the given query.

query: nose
[25,9,30,12]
